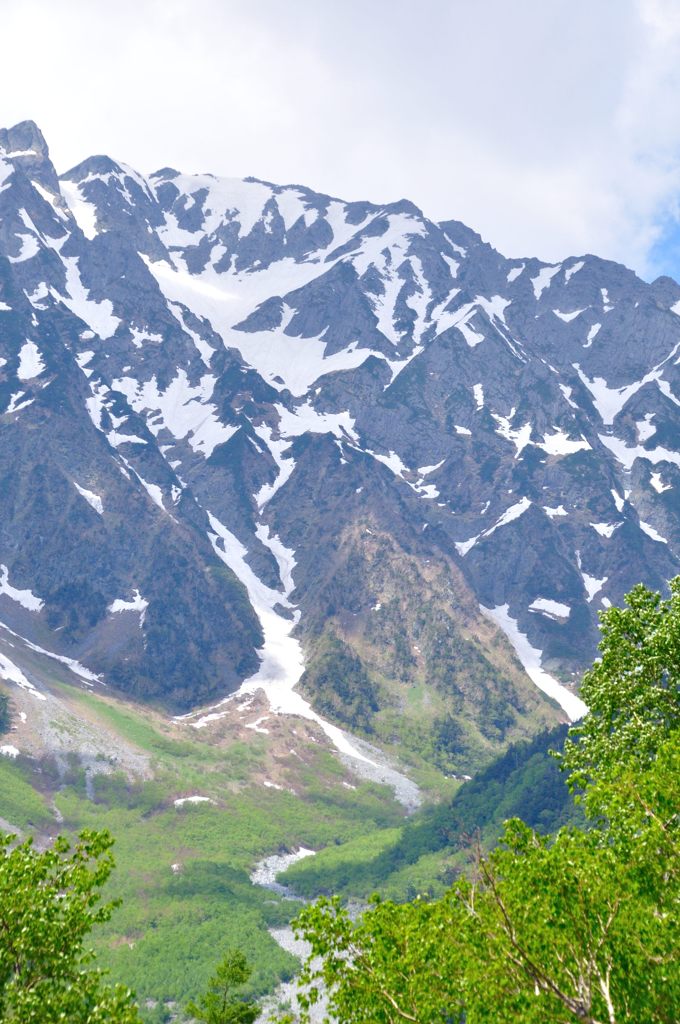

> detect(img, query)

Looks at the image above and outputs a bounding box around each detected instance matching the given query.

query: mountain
[2,119,680,773]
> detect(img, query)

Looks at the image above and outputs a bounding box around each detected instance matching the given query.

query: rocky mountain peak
[0,119,50,163]
[0,119,62,198]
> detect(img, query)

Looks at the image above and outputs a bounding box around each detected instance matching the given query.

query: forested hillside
[278,723,580,902]
[280,580,680,1024]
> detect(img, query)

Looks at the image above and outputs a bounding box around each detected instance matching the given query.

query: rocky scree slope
[1,120,680,770]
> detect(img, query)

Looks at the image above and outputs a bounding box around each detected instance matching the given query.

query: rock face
[1,120,679,762]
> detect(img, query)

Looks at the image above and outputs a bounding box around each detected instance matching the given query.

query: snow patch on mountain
[598,434,680,471]
[352,213,427,343]
[531,264,560,300]
[590,522,621,538]
[584,323,601,348]
[0,650,47,700]
[368,449,410,478]
[60,180,99,239]
[611,489,625,512]
[453,305,485,348]
[384,344,425,386]
[493,413,532,455]
[157,174,273,240]
[174,795,215,807]
[169,304,215,368]
[581,570,607,602]
[456,498,532,555]
[253,423,296,508]
[0,155,13,189]
[575,365,652,424]
[553,308,584,323]
[109,590,148,622]
[418,459,445,476]
[274,189,316,232]
[475,295,511,325]
[129,468,165,511]
[487,497,532,534]
[0,620,101,685]
[6,391,33,414]
[538,429,590,456]
[276,402,358,443]
[255,525,297,596]
[575,355,678,425]
[76,351,95,375]
[0,565,44,611]
[543,505,567,518]
[638,520,668,544]
[112,370,235,458]
[480,604,586,721]
[636,414,656,442]
[528,598,571,619]
[16,340,45,380]
[60,256,120,339]
[564,260,584,283]
[8,230,39,264]
[73,481,103,515]
[142,250,384,396]
[650,472,671,493]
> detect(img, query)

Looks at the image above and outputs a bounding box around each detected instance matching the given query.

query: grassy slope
[0,757,53,830]
[0,681,407,1018]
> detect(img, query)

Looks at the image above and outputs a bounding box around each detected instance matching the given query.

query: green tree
[186,950,258,1024]
[282,579,680,1023]
[0,828,141,1023]
[561,577,680,801]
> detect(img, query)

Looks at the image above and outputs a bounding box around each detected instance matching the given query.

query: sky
[2,0,680,280]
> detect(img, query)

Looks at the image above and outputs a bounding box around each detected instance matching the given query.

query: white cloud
[2,0,679,278]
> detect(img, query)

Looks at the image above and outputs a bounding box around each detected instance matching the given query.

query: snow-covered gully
[179,511,377,766]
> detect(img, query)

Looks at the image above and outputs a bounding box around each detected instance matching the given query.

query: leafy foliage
[447,723,580,838]
[0,829,141,1024]
[279,579,680,1023]
[186,950,258,1024]
[561,577,680,796]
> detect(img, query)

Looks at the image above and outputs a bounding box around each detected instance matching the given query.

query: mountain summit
[1,121,679,771]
